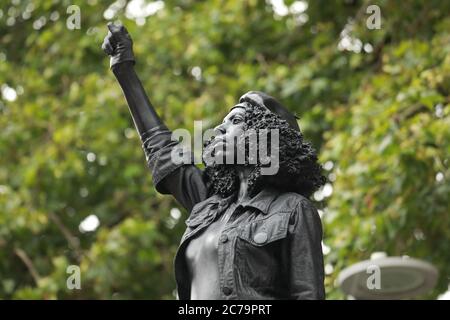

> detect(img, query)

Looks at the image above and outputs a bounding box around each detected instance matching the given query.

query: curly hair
[203,103,326,199]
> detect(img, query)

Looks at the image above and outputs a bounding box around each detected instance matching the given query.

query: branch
[14,248,41,285]
[48,212,82,260]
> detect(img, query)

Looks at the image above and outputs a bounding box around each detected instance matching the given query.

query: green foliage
[0,0,448,299]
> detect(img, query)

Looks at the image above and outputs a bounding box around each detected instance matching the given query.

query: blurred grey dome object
[337,254,438,299]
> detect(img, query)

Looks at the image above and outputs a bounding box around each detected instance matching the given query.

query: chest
[185,218,225,261]
[185,204,237,262]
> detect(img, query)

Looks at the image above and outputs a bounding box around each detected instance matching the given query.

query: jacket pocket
[238,212,291,246]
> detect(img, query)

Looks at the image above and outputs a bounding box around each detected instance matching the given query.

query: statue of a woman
[102,23,326,300]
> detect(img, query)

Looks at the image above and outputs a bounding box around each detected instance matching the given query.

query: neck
[236,166,252,203]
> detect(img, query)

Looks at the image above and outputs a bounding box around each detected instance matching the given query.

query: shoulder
[275,192,322,232]
[269,191,310,213]
[267,191,320,222]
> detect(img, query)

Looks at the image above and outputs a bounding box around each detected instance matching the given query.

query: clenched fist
[102,22,135,69]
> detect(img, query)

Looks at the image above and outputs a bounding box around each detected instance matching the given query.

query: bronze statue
[102,22,326,300]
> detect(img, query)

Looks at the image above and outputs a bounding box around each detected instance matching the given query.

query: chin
[214,150,229,164]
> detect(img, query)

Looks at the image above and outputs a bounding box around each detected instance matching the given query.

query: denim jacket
[141,125,325,300]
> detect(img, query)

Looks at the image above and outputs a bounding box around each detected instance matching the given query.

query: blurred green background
[0,0,449,299]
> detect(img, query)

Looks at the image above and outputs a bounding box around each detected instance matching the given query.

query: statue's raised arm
[102,22,209,212]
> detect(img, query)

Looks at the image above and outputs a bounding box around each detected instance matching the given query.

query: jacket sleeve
[112,62,209,212]
[140,125,210,212]
[287,198,325,299]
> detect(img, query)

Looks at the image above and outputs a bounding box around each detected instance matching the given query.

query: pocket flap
[238,212,291,246]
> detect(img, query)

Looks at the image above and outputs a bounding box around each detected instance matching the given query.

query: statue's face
[210,106,246,160]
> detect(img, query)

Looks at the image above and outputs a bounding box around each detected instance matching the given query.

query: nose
[214,123,226,135]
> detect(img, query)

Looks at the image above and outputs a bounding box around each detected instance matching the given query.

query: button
[219,234,228,243]
[253,232,268,244]
[222,286,233,295]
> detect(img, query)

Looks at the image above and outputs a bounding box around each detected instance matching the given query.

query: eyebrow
[224,112,244,123]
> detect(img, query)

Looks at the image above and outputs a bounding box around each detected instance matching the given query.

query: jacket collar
[239,187,281,215]
[210,187,281,215]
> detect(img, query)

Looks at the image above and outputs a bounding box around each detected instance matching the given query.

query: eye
[232,117,243,124]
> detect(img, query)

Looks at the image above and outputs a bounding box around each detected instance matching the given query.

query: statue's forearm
[111,61,177,181]
[112,61,165,136]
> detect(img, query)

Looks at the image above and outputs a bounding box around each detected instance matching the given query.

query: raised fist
[102,22,135,69]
